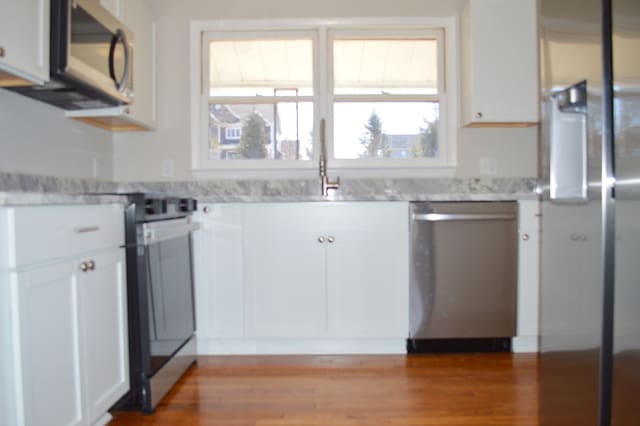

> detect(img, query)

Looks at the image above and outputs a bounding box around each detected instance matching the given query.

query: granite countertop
[0,191,129,206]
[0,172,125,206]
[0,172,539,205]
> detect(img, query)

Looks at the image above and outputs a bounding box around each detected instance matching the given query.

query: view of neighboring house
[208,104,274,160]
[386,134,420,158]
[209,104,436,161]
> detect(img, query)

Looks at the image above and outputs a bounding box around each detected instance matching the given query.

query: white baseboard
[198,337,540,355]
[197,338,407,355]
[512,336,539,353]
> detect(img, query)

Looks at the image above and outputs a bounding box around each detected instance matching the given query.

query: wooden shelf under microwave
[65,106,153,132]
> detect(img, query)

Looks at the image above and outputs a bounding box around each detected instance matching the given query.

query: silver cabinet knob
[0,47,5,58]
[87,260,96,271]
[203,206,211,214]
[475,112,483,119]
[521,233,530,241]
[79,262,89,272]
[327,236,335,243]
[318,236,325,243]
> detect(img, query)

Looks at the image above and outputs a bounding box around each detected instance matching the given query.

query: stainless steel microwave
[11,0,134,110]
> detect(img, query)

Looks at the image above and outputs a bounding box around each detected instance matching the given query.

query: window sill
[191,165,456,181]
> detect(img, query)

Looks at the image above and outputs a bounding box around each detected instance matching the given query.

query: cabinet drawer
[10,204,124,268]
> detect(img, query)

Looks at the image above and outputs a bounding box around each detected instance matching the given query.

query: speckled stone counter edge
[0,172,539,205]
[0,172,122,205]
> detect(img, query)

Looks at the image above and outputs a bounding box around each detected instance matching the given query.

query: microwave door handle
[108,29,130,93]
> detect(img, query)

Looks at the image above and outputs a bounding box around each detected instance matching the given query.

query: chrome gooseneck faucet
[319,119,340,196]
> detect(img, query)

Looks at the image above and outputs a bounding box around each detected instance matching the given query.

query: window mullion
[333,94,440,103]
[208,96,315,104]
[317,26,330,163]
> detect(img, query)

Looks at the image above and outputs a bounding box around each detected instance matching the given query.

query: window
[202,32,316,163]
[225,127,241,140]
[192,20,456,174]
[330,30,444,161]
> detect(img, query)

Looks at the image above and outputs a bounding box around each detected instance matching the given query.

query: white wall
[0,89,114,180]
[113,0,538,182]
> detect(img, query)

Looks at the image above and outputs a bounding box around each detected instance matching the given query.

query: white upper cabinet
[461,0,539,126]
[70,0,156,131]
[0,0,49,86]
[118,0,156,129]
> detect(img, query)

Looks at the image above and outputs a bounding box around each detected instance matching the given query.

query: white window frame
[190,18,458,179]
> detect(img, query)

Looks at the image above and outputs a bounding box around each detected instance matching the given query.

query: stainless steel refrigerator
[538,0,640,424]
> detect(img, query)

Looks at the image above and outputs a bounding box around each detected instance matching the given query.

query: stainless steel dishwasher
[408,201,518,352]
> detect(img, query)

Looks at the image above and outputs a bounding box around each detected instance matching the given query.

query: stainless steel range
[113,193,199,414]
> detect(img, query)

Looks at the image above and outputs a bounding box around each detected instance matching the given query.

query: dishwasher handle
[412,213,516,222]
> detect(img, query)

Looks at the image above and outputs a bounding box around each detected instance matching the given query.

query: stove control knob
[145,199,167,215]
[179,198,197,212]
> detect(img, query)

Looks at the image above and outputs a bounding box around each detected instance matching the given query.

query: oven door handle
[143,220,200,245]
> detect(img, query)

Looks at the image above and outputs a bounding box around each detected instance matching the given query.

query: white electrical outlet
[161,159,175,177]
[479,158,497,175]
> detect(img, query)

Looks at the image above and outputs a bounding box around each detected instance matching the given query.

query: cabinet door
[327,231,409,338]
[244,232,327,338]
[194,204,244,339]
[81,249,128,424]
[119,0,156,128]
[15,263,85,426]
[0,0,49,86]
[514,200,539,352]
[462,0,538,125]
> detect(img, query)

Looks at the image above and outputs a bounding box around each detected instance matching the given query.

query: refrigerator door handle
[556,80,588,113]
[412,213,516,222]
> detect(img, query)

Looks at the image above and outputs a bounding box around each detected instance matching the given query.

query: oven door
[142,218,199,375]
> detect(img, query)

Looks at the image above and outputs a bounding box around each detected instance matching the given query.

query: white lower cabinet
[327,231,408,338]
[15,263,85,426]
[193,204,245,344]
[244,231,327,338]
[195,202,409,354]
[1,204,128,426]
[81,250,128,424]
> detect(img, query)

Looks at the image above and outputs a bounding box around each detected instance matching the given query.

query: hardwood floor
[110,353,538,426]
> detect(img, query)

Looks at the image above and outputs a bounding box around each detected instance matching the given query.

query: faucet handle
[322,174,341,196]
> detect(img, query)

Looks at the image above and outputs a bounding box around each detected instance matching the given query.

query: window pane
[208,103,313,160]
[333,39,438,95]
[333,102,439,159]
[209,39,314,96]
